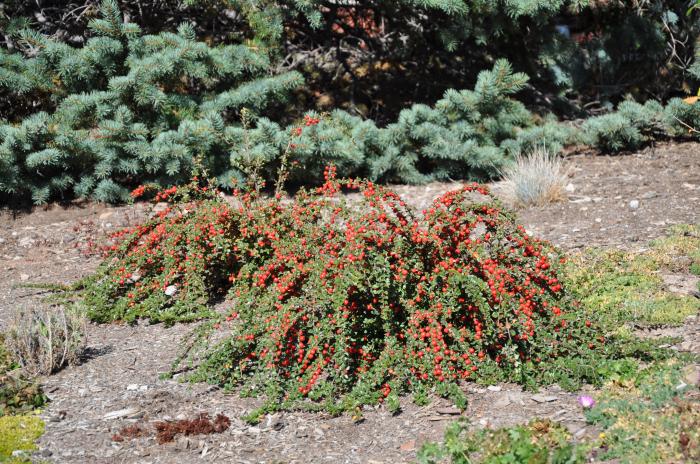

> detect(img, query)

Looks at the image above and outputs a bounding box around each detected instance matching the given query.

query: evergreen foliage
[0,3,569,205]
[1,1,699,205]
[0,0,303,204]
[580,98,700,153]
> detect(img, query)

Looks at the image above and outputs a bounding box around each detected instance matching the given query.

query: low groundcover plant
[69,167,612,417]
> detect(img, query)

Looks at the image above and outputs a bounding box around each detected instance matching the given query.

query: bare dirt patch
[0,142,697,463]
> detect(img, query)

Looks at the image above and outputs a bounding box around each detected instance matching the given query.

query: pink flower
[578,395,595,408]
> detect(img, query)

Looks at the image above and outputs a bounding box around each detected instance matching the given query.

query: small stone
[48,411,67,422]
[683,365,699,386]
[126,384,139,391]
[487,385,502,392]
[103,407,141,420]
[175,437,191,450]
[400,440,416,451]
[164,285,178,297]
[531,394,558,403]
[594,218,602,223]
[629,199,640,209]
[493,396,511,408]
[20,273,29,281]
[18,237,35,248]
[570,196,591,203]
[265,415,285,431]
[564,183,576,193]
[436,407,461,415]
[40,448,53,457]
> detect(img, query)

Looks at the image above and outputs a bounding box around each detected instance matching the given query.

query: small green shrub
[580,100,667,153]
[0,373,47,417]
[0,335,47,417]
[499,147,567,207]
[71,172,609,417]
[418,418,584,464]
[4,307,86,377]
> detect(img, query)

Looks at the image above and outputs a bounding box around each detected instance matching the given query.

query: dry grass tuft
[4,307,86,377]
[499,147,568,207]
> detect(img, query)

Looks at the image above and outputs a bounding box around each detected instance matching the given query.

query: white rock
[20,273,30,281]
[126,384,139,391]
[164,285,178,297]
[103,407,141,420]
[629,199,640,209]
[564,183,576,193]
[487,385,502,392]
[18,237,35,247]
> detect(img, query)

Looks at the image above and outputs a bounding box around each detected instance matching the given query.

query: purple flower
[578,395,595,409]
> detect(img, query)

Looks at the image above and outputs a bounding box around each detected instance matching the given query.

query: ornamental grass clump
[75,167,601,414]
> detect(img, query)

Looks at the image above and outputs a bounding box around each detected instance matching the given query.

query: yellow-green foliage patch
[418,418,586,464]
[565,224,700,329]
[585,360,700,463]
[0,415,44,463]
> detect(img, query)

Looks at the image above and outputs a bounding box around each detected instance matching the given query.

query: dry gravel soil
[0,142,699,463]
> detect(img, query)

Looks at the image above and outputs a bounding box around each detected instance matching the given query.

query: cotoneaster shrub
[71,166,608,417]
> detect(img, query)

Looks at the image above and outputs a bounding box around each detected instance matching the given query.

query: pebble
[487,385,502,392]
[400,439,416,451]
[683,365,700,386]
[265,415,285,431]
[436,407,461,415]
[164,285,178,296]
[103,407,141,420]
[629,199,640,209]
[18,236,35,247]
